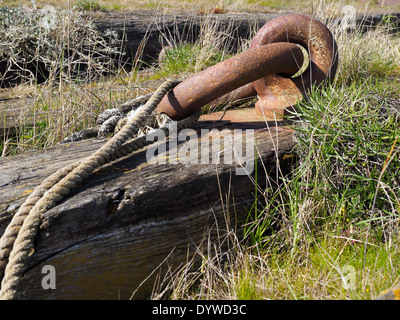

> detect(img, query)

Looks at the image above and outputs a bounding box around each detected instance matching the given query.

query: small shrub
[0,7,122,86]
[75,0,107,12]
[158,43,228,77]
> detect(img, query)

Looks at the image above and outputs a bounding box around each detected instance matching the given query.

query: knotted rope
[0,79,200,300]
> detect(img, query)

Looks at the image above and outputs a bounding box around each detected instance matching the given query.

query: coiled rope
[0,79,200,300]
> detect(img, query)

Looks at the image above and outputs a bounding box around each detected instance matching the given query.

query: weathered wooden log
[91,10,278,66]
[0,96,40,140]
[91,10,400,67]
[0,109,295,300]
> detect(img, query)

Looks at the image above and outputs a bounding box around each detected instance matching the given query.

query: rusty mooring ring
[156,14,338,120]
[250,13,339,117]
[156,42,304,120]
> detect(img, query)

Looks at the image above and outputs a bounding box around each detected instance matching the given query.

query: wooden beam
[0,109,295,299]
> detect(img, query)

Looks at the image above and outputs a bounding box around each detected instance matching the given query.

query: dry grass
[151,230,400,299]
[2,0,400,14]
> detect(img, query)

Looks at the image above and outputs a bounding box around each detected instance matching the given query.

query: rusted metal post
[156,42,304,120]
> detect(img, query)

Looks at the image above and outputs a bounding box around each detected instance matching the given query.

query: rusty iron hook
[156,13,338,120]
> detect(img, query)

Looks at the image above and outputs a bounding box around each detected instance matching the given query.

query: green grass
[75,0,107,11]
[292,80,400,216]
[155,43,230,78]
[249,233,400,299]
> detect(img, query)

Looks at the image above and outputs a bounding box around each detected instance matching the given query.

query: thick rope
[61,93,155,143]
[0,79,199,300]
[0,162,80,275]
